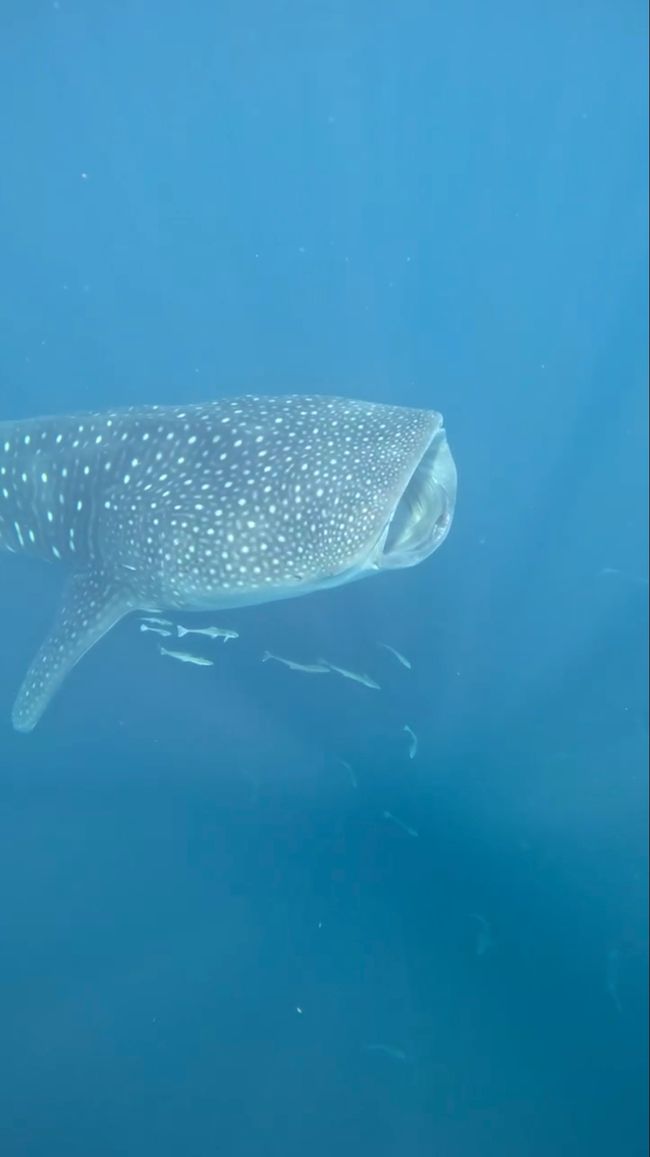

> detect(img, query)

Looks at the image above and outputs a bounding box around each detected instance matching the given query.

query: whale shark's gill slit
[11,568,134,733]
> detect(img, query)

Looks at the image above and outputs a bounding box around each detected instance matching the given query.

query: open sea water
[0,2,647,1155]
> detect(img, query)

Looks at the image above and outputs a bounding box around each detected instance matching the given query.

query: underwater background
[0,1,647,1155]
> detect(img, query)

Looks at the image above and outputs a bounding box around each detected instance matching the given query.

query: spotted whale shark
[0,395,456,731]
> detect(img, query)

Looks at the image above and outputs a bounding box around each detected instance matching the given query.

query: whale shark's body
[0,394,457,731]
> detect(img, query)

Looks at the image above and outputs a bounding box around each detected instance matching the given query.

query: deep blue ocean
[0,2,647,1155]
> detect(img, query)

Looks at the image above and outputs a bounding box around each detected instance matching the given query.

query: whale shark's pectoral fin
[12,568,136,733]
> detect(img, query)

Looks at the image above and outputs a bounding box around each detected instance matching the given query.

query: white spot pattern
[0,395,446,601]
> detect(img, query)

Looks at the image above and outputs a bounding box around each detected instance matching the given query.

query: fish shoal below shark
[0,393,457,731]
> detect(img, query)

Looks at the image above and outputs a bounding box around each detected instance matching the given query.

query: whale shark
[0,394,457,731]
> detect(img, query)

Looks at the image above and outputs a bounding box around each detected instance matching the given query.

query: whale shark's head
[368,414,456,572]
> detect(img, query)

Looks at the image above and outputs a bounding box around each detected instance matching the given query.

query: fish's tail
[176,626,189,637]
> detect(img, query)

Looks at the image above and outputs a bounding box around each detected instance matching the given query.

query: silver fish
[261,651,331,674]
[378,642,412,669]
[337,758,358,789]
[159,645,214,667]
[176,624,238,642]
[139,622,172,637]
[320,661,381,690]
[403,723,418,759]
[1,395,456,730]
[382,810,419,838]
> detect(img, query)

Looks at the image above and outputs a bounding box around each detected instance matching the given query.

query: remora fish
[176,624,238,641]
[378,642,412,669]
[261,651,331,674]
[140,615,173,628]
[159,645,214,667]
[0,395,456,730]
[383,810,419,838]
[403,723,418,759]
[320,661,381,690]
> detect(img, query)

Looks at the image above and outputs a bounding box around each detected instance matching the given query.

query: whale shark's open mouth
[377,424,457,569]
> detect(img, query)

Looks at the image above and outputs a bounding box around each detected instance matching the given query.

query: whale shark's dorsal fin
[11,568,135,732]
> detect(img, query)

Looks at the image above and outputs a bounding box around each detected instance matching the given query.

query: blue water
[0,2,647,1155]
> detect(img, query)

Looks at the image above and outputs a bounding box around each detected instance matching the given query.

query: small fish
[261,651,331,674]
[382,810,419,838]
[378,642,412,669]
[403,724,418,759]
[139,623,172,637]
[159,645,214,667]
[337,758,358,788]
[177,625,239,642]
[320,661,381,690]
[140,616,174,628]
[363,1043,410,1063]
[469,913,494,957]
